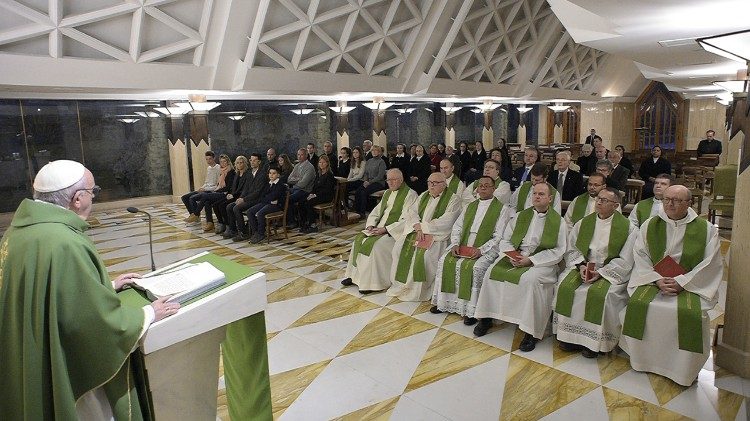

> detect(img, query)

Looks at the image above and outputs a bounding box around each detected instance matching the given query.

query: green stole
[569,193,593,225]
[635,197,656,226]
[351,184,410,266]
[621,216,708,353]
[447,175,460,195]
[554,212,630,324]
[488,207,562,284]
[440,198,502,299]
[515,182,558,211]
[394,189,453,283]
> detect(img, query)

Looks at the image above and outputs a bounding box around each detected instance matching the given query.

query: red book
[414,234,434,250]
[654,255,687,278]
[585,262,597,281]
[457,246,479,258]
[504,250,523,261]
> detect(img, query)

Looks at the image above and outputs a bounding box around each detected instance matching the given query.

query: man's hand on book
[151,296,180,322]
[113,272,141,291]
[510,256,532,267]
[656,278,684,295]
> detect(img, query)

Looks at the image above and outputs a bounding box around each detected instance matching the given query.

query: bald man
[620,185,723,386]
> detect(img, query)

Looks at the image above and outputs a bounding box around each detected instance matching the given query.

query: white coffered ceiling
[0,0,746,103]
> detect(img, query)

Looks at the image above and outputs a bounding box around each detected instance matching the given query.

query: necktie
[521,167,530,182]
[557,172,564,192]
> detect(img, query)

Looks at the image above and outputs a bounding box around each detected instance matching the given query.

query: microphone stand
[127,207,156,272]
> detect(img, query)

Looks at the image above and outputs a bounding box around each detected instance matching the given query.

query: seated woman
[457,141,472,180]
[338,147,352,178]
[489,148,512,182]
[196,154,234,232]
[211,155,249,234]
[277,154,294,184]
[407,144,431,194]
[466,141,487,183]
[300,155,336,233]
[346,146,366,193]
[428,143,443,172]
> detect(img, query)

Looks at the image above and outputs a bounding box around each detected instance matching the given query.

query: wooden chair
[681,166,706,214]
[264,190,290,243]
[708,165,737,225]
[622,179,644,215]
[313,180,341,229]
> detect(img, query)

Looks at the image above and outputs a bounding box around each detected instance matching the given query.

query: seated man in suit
[342,169,417,294]
[564,172,608,229]
[473,182,567,352]
[547,150,585,204]
[577,144,595,176]
[553,187,637,358]
[224,153,268,241]
[510,147,540,190]
[620,185,722,386]
[388,172,461,301]
[431,176,512,325]
[629,173,673,227]
[609,150,631,183]
[247,167,286,243]
[509,162,562,214]
[461,159,511,206]
[596,159,627,192]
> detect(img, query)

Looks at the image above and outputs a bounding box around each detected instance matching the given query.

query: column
[166,115,190,203]
[188,113,210,192]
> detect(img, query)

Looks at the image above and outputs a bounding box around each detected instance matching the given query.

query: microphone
[127,207,156,272]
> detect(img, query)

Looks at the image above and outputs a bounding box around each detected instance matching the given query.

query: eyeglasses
[588,182,604,187]
[77,185,101,198]
[662,197,689,204]
[595,197,618,204]
[427,181,445,185]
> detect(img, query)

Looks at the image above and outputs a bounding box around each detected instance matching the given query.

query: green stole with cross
[351,184,410,266]
[440,198,502,299]
[394,189,453,283]
[488,207,562,284]
[515,181,558,211]
[554,212,630,324]
[635,197,656,226]
[621,216,708,353]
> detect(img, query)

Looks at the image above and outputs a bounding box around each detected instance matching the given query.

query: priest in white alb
[553,187,637,357]
[509,162,562,214]
[564,172,607,229]
[620,185,723,386]
[342,169,417,293]
[461,159,511,206]
[432,176,511,324]
[629,173,672,227]
[474,182,567,352]
[439,158,465,199]
[388,172,461,301]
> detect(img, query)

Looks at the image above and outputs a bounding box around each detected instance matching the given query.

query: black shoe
[581,348,599,359]
[359,290,374,295]
[519,333,539,352]
[232,233,248,242]
[429,306,444,314]
[473,318,493,337]
[306,225,319,233]
[463,317,477,326]
[558,341,583,352]
[222,230,237,239]
[341,278,354,287]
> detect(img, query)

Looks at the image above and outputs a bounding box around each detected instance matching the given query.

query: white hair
[33,176,86,208]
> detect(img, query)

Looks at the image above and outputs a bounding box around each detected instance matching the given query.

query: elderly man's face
[531,183,552,210]
[324,143,333,154]
[595,190,619,217]
[582,147,592,157]
[72,170,97,220]
[267,149,276,161]
[363,141,372,152]
[595,147,607,160]
[386,171,402,191]
[556,154,570,171]
[596,165,611,177]
[476,178,495,200]
[524,150,537,166]
[663,186,691,220]
[297,149,306,162]
[483,162,500,179]
[609,152,622,165]
[427,174,446,197]
[439,160,454,179]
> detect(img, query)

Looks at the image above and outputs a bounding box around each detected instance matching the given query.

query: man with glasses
[0,160,178,419]
[596,159,626,192]
[473,183,566,351]
[620,185,722,386]
[564,173,607,228]
[629,173,672,227]
[342,169,417,294]
[509,162,562,213]
[388,172,461,301]
[553,187,637,358]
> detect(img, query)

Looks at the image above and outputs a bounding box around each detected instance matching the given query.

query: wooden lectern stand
[121,251,268,421]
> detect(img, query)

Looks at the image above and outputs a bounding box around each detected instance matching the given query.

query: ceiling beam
[511,14,563,97]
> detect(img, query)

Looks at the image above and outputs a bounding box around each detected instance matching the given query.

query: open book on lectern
[129,261,226,303]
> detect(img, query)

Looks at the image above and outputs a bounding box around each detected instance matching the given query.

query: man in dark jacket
[638,145,672,198]
[247,167,287,243]
[547,150,584,203]
[224,153,268,241]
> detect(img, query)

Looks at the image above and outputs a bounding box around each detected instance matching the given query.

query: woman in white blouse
[347,146,366,193]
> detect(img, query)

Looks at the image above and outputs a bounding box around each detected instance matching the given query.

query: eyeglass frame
[662,197,690,204]
[76,185,101,198]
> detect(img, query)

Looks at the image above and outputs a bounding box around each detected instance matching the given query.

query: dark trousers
[226,200,252,233]
[287,188,309,223]
[355,182,385,215]
[247,203,281,235]
[212,197,235,224]
[301,196,329,227]
[200,192,226,222]
[181,191,201,214]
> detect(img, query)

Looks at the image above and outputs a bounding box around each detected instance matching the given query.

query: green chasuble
[489,207,562,284]
[554,212,630,324]
[351,184,411,266]
[441,198,502,299]
[395,189,453,283]
[447,175,461,195]
[0,199,148,420]
[634,197,655,226]
[621,216,708,353]
[569,193,593,225]
[515,181,558,211]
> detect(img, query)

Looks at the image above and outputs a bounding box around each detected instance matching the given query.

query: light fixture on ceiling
[290,108,315,115]
[154,106,190,116]
[474,100,502,112]
[396,107,417,114]
[134,111,160,118]
[440,105,462,114]
[227,115,246,121]
[329,100,356,114]
[517,106,532,114]
[172,101,221,112]
[548,103,570,112]
[117,118,139,123]
[362,101,394,111]
[470,109,483,114]
[713,80,748,93]
[698,30,750,63]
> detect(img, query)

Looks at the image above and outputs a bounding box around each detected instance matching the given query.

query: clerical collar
[533,208,549,216]
[597,212,615,221]
[654,197,662,202]
[478,197,493,202]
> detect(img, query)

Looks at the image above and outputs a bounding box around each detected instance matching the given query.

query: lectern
[119,251,271,421]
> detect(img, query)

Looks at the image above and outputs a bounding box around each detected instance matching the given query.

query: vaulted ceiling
[0,0,746,103]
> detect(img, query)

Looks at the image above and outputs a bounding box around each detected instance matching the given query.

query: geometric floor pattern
[36,203,749,420]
